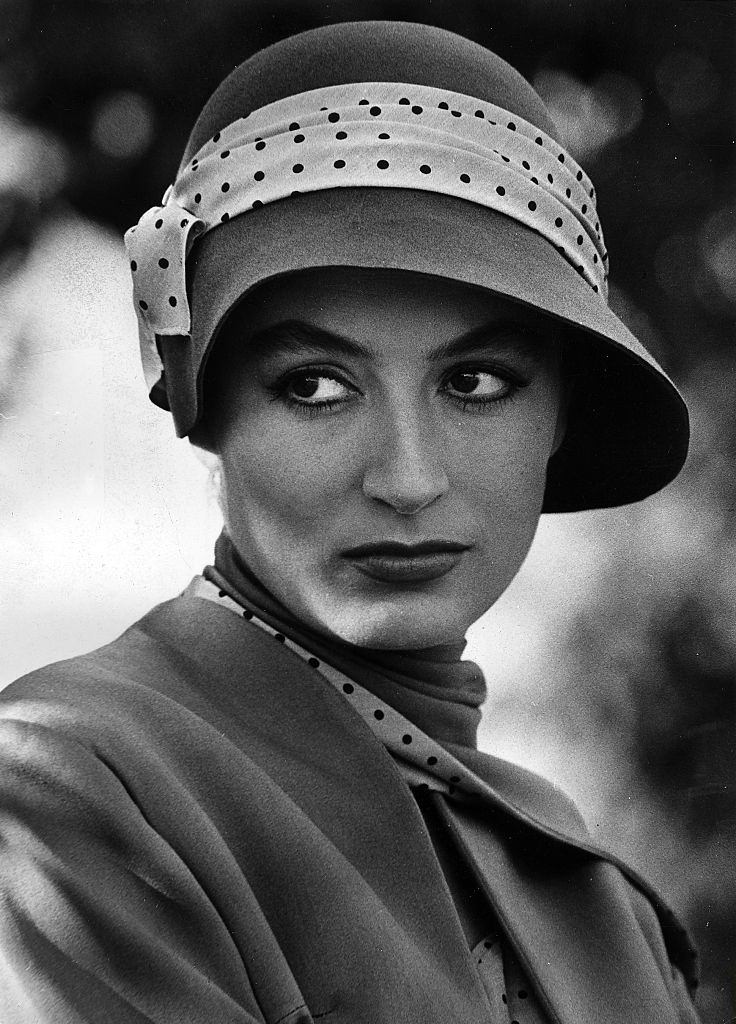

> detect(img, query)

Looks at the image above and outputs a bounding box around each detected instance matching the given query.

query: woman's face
[209,267,565,649]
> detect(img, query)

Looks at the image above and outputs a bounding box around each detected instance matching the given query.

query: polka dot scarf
[125,82,607,392]
[191,569,549,1022]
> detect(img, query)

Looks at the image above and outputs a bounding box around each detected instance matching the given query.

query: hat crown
[181,21,558,171]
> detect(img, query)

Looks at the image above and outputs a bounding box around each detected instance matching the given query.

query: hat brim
[159,186,689,512]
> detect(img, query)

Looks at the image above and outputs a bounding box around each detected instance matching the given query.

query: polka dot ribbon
[191,576,518,806]
[191,575,550,1022]
[125,82,608,391]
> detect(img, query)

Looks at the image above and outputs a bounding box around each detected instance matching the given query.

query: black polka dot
[377,159,389,169]
[451,109,461,117]
[402,734,412,745]
[501,154,510,163]
[342,683,354,694]
[252,200,263,209]
[191,159,198,168]
[308,657,320,668]
[274,633,285,643]
[336,131,347,140]
[596,222,600,232]
[194,193,201,203]
[217,590,226,597]
[577,170,583,181]
[535,136,543,145]
[593,254,599,263]
[370,106,381,116]
[420,164,431,174]
[411,105,423,114]
[154,218,163,229]
[138,299,148,310]
[289,122,300,131]
[359,99,368,105]
[590,187,595,197]
[212,132,220,142]
[168,295,177,307]
[130,260,137,271]
[438,101,449,110]
[374,709,385,720]
[566,187,572,198]
[593,284,599,293]
[484,940,493,949]
[502,994,508,1004]
[255,139,266,151]
[378,132,390,139]
[328,112,339,123]
[243,610,253,620]
[507,121,516,130]
[254,170,265,181]
[577,235,584,245]
[399,97,410,105]
[427,756,438,766]
[555,217,563,227]
[334,159,345,169]
[220,149,230,159]
[496,185,506,196]
[158,257,169,269]
[531,176,539,185]
[460,173,471,183]
[547,173,554,183]
[293,163,304,173]
[221,182,230,192]
[582,203,587,214]
[294,134,305,143]
[558,153,565,163]
[180,219,188,227]
[291,190,301,196]
[474,109,484,118]
[221,212,229,222]
[522,160,530,170]
[320,107,327,112]
[528,200,537,211]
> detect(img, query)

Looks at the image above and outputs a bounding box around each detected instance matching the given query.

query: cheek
[218,418,354,541]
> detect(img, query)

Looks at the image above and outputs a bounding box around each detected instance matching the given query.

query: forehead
[225,266,559,350]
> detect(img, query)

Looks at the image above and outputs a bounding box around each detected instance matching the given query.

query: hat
[125,20,689,513]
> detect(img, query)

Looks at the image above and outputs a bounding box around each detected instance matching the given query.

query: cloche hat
[125,20,689,513]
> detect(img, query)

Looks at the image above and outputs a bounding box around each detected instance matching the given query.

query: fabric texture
[0,575,700,1023]
[125,81,606,391]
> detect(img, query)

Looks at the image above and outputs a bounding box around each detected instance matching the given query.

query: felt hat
[125,20,689,512]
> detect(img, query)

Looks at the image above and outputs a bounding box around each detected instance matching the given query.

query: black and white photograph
[1,2,734,1022]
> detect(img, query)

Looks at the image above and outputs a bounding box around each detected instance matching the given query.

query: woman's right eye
[281,371,354,407]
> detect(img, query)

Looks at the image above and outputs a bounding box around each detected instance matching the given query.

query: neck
[206,531,487,748]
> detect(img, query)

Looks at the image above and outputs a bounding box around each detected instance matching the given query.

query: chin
[312,589,481,650]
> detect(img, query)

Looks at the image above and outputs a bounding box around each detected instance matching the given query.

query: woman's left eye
[442,369,510,402]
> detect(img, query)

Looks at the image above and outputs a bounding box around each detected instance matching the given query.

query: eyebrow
[246,318,552,365]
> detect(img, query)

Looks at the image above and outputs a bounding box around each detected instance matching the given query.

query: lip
[342,540,471,584]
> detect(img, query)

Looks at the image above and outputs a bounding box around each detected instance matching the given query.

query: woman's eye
[287,373,351,404]
[443,369,509,400]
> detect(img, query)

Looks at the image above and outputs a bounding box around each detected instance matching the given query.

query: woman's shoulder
[0,586,277,751]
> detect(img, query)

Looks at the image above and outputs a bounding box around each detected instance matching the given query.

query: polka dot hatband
[124,82,606,389]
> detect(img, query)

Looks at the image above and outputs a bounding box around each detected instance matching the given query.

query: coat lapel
[438,797,679,1024]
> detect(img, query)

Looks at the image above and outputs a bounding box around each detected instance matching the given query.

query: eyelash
[269,364,526,418]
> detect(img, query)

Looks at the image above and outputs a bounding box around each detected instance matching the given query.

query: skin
[205,267,565,650]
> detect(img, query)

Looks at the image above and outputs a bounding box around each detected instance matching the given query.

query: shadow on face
[196,267,567,649]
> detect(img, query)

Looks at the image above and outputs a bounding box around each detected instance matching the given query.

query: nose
[361,406,450,515]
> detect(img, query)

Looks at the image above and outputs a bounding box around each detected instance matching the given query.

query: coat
[0,587,700,1024]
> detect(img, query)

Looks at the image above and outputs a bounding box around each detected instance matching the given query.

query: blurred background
[0,0,734,1018]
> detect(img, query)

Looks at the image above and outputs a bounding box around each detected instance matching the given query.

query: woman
[0,20,700,1024]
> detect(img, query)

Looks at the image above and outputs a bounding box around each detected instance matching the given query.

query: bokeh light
[90,90,155,160]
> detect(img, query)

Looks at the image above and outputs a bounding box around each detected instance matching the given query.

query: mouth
[342,540,472,584]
